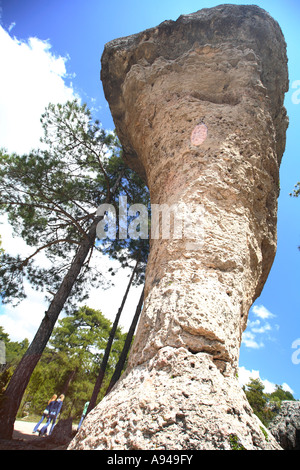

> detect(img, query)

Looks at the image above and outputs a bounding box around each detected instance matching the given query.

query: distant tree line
[0,306,129,422]
[1,326,296,428]
[243,378,296,427]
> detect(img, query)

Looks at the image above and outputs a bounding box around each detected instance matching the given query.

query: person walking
[32,394,57,434]
[77,401,89,431]
[39,394,65,436]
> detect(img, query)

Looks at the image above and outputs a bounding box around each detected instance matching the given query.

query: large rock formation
[269,401,300,450]
[69,4,288,450]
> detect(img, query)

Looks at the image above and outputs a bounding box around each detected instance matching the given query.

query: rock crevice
[269,401,300,450]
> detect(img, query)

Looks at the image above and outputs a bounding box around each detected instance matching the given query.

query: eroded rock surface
[69,4,288,450]
[69,347,280,450]
[269,401,300,450]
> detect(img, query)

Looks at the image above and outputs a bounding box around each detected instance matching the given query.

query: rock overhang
[101,4,289,179]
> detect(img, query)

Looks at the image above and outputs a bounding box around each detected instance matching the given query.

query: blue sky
[0,0,299,399]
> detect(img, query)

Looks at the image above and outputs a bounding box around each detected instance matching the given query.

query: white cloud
[0,282,48,342]
[83,258,144,333]
[0,26,79,154]
[248,319,260,328]
[0,27,143,345]
[238,366,260,387]
[281,383,294,395]
[238,366,294,395]
[242,304,278,349]
[0,214,54,341]
[251,322,272,334]
[242,331,264,349]
[0,213,51,266]
[252,305,275,320]
[0,26,81,342]
[8,22,16,33]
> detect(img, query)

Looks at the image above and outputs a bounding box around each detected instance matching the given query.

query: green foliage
[0,367,13,397]
[0,99,149,309]
[0,326,29,368]
[1,306,127,420]
[244,378,268,425]
[0,326,28,399]
[49,305,125,373]
[290,182,300,198]
[99,155,150,284]
[244,378,296,427]
[0,326,9,343]
[0,235,3,255]
[0,100,149,434]
[260,426,269,442]
[229,434,246,450]
[269,384,295,402]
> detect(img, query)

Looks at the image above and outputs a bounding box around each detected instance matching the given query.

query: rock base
[69,347,281,450]
[48,417,74,445]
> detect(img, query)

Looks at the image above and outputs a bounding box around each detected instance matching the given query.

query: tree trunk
[105,287,144,396]
[0,168,125,440]
[60,367,78,396]
[86,260,139,414]
[0,219,98,439]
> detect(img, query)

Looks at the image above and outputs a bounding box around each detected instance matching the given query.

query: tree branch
[20,238,81,268]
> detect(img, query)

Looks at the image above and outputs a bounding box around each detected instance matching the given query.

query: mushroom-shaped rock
[69,5,288,450]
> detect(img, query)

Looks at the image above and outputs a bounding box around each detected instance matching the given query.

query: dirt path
[0,420,73,450]
[13,420,41,440]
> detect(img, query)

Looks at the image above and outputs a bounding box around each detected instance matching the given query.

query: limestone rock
[70,4,288,450]
[100,3,288,373]
[269,401,300,450]
[69,347,280,450]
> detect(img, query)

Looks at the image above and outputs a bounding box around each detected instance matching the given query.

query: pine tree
[87,260,140,413]
[0,235,3,257]
[0,100,149,438]
[105,286,144,396]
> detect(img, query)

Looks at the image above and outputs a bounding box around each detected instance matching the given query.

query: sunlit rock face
[69,5,288,450]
